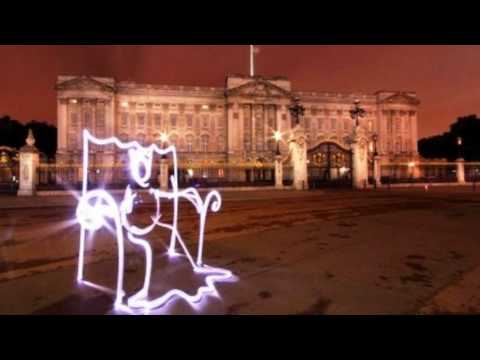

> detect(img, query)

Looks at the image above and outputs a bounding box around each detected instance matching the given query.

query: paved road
[1,187,480,314]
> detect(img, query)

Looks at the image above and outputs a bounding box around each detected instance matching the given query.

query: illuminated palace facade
[55,74,420,168]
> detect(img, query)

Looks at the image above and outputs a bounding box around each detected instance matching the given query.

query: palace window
[153,133,160,146]
[121,113,128,128]
[120,133,129,142]
[170,114,178,129]
[404,139,411,152]
[137,113,146,128]
[154,114,162,128]
[404,118,411,132]
[267,138,275,152]
[71,113,79,128]
[186,114,193,129]
[387,118,393,133]
[170,134,178,148]
[96,107,105,129]
[137,133,146,145]
[344,119,350,131]
[84,110,92,128]
[68,135,78,150]
[395,118,401,132]
[318,118,324,131]
[305,118,311,131]
[217,116,224,129]
[395,140,401,153]
[201,135,209,152]
[202,115,209,128]
[186,135,194,152]
[233,112,239,120]
[256,137,264,152]
[217,136,226,151]
[331,119,337,130]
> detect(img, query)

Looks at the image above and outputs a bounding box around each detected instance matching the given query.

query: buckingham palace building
[55,74,420,183]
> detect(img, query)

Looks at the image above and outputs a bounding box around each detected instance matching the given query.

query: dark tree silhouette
[0,116,57,159]
[419,115,480,162]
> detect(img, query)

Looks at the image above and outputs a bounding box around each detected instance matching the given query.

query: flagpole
[250,45,254,77]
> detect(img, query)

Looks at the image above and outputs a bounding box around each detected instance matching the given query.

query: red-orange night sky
[1,45,479,138]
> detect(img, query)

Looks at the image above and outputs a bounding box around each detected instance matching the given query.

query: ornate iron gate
[308,142,352,189]
[0,149,19,195]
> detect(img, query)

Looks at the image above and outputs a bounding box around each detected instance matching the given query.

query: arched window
[201,135,209,152]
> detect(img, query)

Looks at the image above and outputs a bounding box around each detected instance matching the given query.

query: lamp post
[159,132,169,190]
[273,130,282,156]
[350,99,366,128]
[160,132,169,159]
[288,97,305,127]
[371,133,379,188]
[273,131,283,189]
[457,136,463,159]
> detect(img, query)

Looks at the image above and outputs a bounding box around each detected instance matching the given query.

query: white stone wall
[56,76,420,166]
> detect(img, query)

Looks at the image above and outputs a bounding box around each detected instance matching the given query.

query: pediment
[381,93,420,106]
[226,78,293,100]
[56,76,116,93]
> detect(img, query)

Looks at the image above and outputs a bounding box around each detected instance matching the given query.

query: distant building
[55,74,420,172]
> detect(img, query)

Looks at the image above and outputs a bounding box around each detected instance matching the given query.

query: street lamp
[372,133,379,157]
[273,130,282,156]
[350,99,366,128]
[457,136,463,159]
[160,132,169,159]
[288,97,305,127]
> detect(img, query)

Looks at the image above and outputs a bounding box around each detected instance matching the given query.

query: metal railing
[0,164,19,195]
[36,162,277,191]
[380,162,458,185]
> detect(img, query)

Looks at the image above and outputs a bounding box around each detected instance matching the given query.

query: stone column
[373,155,381,187]
[457,158,465,184]
[288,127,309,191]
[159,158,169,191]
[274,155,283,189]
[18,130,40,196]
[351,128,369,190]
[56,99,68,163]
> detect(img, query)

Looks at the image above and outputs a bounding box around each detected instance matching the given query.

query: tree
[419,115,480,161]
[0,116,57,159]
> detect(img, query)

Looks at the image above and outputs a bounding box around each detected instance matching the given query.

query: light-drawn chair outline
[76,130,233,313]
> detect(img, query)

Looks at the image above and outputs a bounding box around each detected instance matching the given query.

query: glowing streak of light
[75,130,234,313]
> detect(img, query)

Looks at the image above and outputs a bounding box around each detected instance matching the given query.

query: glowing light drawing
[76,129,233,313]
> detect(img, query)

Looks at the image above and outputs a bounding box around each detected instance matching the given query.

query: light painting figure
[76,130,233,313]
